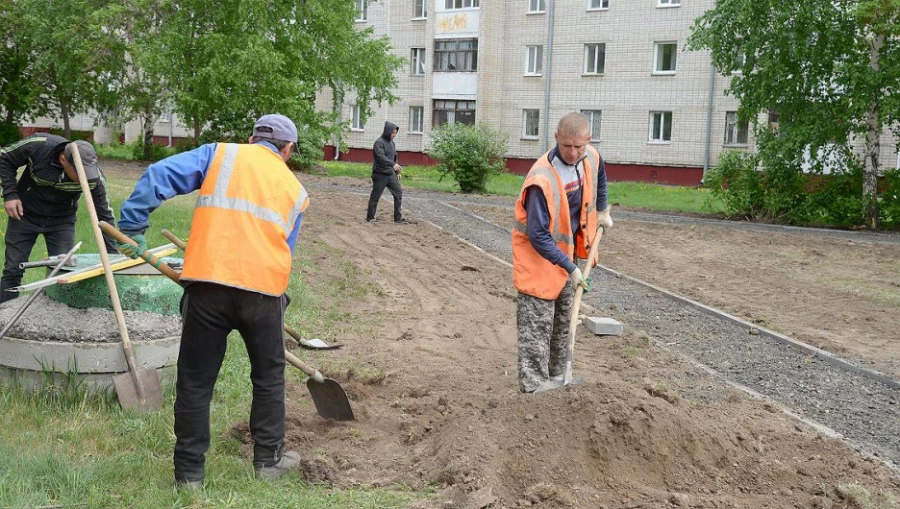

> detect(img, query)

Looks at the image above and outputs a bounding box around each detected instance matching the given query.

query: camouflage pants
[517,281,575,393]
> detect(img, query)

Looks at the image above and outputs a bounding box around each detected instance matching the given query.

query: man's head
[59,140,100,182]
[554,112,592,166]
[250,114,299,162]
[390,128,398,140]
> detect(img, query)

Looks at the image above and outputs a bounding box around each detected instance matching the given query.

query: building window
[411,48,426,75]
[351,104,364,131]
[434,39,478,72]
[654,42,677,74]
[528,0,545,13]
[725,112,749,145]
[582,110,602,141]
[433,100,476,126]
[584,43,606,75]
[410,106,424,134]
[658,0,680,5]
[444,0,478,8]
[768,109,780,130]
[525,45,543,75]
[355,0,367,21]
[588,0,608,9]
[523,109,540,139]
[414,0,427,18]
[649,111,672,142]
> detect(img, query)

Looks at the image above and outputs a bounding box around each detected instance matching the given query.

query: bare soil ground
[271,184,898,509]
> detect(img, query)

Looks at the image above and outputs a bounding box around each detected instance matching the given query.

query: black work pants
[173,283,287,482]
[366,172,403,222]
[0,217,74,303]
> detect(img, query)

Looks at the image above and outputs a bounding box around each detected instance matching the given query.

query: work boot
[394,217,411,224]
[254,450,301,480]
[366,217,378,223]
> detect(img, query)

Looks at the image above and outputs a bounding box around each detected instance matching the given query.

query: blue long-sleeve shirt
[119,142,303,254]
[525,147,608,274]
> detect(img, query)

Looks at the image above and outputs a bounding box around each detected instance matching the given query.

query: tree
[690,0,900,228]
[0,1,39,144]
[427,123,508,193]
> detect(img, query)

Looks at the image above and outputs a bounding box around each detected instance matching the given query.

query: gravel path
[313,182,900,468]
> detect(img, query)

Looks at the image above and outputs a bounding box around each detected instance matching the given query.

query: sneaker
[254,450,301,480]
[366,217,378,223]
[394,217,411,224]
[175,478,203,491]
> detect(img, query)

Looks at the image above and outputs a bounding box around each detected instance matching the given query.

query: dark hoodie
[372,121,399,175]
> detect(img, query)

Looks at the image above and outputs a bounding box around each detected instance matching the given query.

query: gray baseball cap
[64,140,100,179]
[253,114,298,143]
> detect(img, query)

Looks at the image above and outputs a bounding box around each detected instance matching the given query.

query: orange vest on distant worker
[512,145,600,300]
[180,143,309,296]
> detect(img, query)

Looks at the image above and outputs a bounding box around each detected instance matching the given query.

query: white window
[411,48,426,75]
[414,0,427,18]
[444,0,478,8]
[584,43,606,75]
[654,42,677,73]
[528,0,545,13]
[658,0,680,5]
[525,45,543,75]
[649,111,672,142]
[355,0,367,21]
[351,104,364,131]
[724,111,749,145]
[588,0,608,9]
[434,39,478,72]
[523,109,540,139]
[581,110,602,141]
[410,106,424,134]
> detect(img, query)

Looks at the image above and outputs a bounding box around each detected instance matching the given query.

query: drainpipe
[542,0,555,152]
[701,62,715,184]
[333,89,343,161]
[167,107,173,147]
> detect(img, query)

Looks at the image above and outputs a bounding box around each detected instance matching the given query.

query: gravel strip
[327,183,900,467]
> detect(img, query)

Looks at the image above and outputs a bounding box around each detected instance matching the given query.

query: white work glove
[568,267,590,292]
[598,206,613,229]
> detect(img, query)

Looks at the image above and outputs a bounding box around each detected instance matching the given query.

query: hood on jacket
[381,121,399,140]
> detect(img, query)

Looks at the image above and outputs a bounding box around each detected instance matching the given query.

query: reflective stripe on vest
[195,144,309,232]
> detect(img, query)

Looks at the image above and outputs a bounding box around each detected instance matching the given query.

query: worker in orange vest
[511,112,612,393]
[116,114,309,488]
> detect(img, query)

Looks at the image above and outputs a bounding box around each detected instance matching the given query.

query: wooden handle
[71,146,142,392]
[160,229,186,250]
[563,225,605,384]
[99,222,182,283]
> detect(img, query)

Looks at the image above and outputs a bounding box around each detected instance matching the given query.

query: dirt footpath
[264,185,899,509]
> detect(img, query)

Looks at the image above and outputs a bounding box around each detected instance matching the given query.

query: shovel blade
[306,378,355,421]
[532,376,587,393]
[300,338,343,350]
[113,367,163,413]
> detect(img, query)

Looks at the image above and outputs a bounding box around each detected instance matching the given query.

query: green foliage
[129,139,173,162]
[426,123,509,193]
[0,121,21,146]
[879,169,900,229]
[47,128,94,142]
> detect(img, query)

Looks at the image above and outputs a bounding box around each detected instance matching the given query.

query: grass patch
[322,160,726,215]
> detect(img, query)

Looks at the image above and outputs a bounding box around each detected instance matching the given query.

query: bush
[704,150,765,219]
[47,128,93,141]
[129,139,172,162]
[0,122,22,146]
[426,123,508,193]
[879,169,900,230]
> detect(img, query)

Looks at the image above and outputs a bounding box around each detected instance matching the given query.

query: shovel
[534,225,604,393]
[104,224,356,420]
[71,145,162,412]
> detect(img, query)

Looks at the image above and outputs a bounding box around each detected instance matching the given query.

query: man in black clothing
[366,121,409,223]
[0,134,117,302]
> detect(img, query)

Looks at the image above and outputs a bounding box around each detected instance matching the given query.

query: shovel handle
[99,222,182,283]
[563,225,605,384]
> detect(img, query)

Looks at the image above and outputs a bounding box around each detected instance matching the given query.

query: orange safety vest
[512,145,600,300]
[181,143,309,296]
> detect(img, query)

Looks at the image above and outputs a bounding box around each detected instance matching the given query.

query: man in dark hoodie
[366,121,409,223]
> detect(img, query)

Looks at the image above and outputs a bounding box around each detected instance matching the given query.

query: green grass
[0,170,414,508]
[95,143,180,162]
[323,161,726,215]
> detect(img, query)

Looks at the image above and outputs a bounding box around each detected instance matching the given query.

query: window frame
[528,0,546,13]
[444,0,479,9]
[525,45,543,76]
[587,0,609,10]
[409,106,425,134]
[411,48,426,76]
[433,100,476,127]
[583,43,606,75]
[351,104,364,131]
[649,111,673,143]
[658,0,681,6]
[653,42,677,74]
[355,0,367,21]
[581,110,602,142]
[724,111,749,146]
[433,38,478,72]
[522,109,540,140]
[413,0,427,18]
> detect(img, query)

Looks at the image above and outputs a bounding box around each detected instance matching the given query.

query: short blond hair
[556,112,591,138]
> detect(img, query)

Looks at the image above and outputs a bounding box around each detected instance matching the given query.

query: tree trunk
[60,100,71,139]
[141,110,158,161]
[862,32,884,230]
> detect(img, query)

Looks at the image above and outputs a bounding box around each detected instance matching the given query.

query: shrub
[704,149,765,219]
[426,123,508,193]
[879,169,900,230]
[47,128,93,141]
[0,122,21,146]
